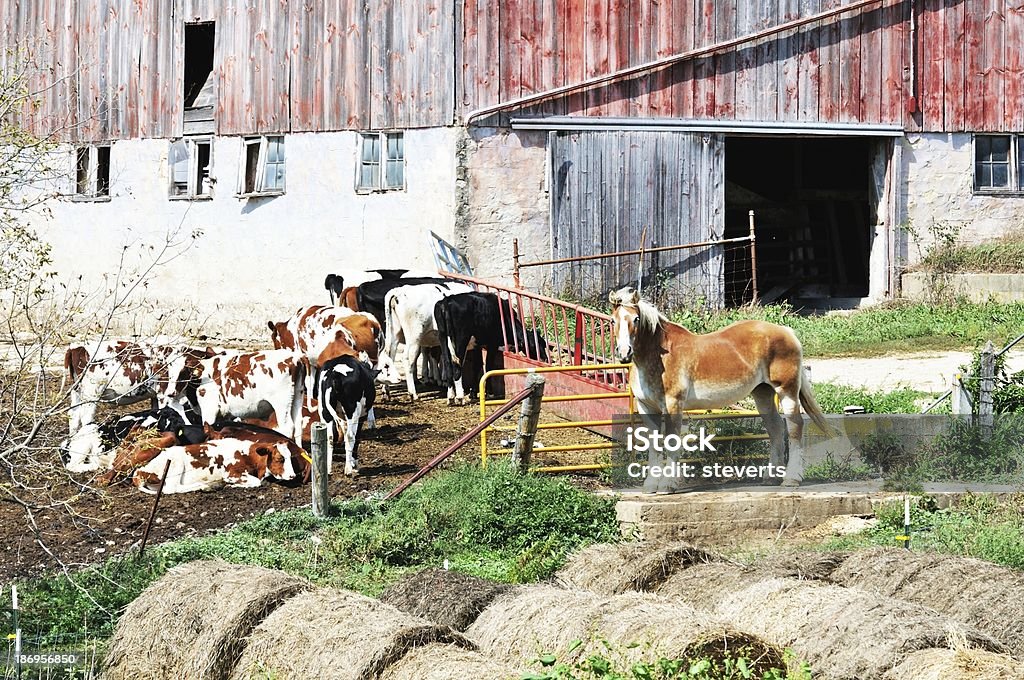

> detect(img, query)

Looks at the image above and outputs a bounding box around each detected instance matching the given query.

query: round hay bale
[379,568,511,631]
[377,643,520,680]
[655,562,753,610]
[466,585,597,663]
[882,648,1022,680]
[710,577,1005,680]
[755,550,850,581]
[229,588,473,680]
[832,547,1024,657]
[589,592,784,672]
[556,541,720,595]
[467,584,785,673]
[102,560,308,680]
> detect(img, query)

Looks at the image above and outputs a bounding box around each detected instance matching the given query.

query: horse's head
[609,287,641,363]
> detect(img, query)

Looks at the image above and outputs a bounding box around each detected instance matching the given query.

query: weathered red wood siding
[461,0,1024,133]
[4,0,1024,140]
[2,0,454,142]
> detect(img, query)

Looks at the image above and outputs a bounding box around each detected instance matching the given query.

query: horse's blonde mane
[609,287,666,334]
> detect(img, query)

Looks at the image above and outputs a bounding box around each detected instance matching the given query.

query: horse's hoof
[780,478,802,488]
[761,476,784,486]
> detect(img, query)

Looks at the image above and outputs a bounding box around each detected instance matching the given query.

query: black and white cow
[435,292,549,404]
[316,355,379,476]
[383,282,474,400]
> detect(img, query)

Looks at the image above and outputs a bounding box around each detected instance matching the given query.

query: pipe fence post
[979,340,995,437]
[512,373,546,471]
[311,423,330,517]
[748,210,759,304]
[513,238,521,288]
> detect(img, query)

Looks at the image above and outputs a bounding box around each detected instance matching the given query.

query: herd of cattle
[59,271,548,495]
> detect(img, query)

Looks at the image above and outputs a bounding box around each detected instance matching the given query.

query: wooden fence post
[311,423,330,517]
[512,373,546,471]
[979,340,995,437]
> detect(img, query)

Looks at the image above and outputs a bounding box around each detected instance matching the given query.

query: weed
[803,451,875,483]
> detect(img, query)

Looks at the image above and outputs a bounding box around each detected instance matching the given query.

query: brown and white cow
[267,305,388,369]
[161,349,308,443]
[131,435,301,494]
[62,340,213,472]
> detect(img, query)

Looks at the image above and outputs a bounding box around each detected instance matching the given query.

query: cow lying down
[132,434,301,495]
[101,421,309,494]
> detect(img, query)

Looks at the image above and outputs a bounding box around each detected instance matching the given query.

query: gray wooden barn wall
[549,130,725,306]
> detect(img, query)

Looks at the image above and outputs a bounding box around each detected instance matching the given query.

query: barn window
[357,131,405,192]
[72,145,110,200]
[974,135,1014,192]
[168,138,212,200]
[183,22,216,135]
[238,135,285,197]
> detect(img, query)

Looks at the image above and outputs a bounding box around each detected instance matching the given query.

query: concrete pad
[613,482,1023,541]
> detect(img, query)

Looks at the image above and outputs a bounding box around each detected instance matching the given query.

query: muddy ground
[0,384,608,581]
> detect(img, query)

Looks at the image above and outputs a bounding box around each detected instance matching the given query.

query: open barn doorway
[723,136,875,308]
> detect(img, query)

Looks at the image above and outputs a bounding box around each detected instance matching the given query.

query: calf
[383,282,473,400]
[316,355,378,475]
[161,349,308,443]
[132,435,300,494]
[65,342,213,421]
[268,305,394,380]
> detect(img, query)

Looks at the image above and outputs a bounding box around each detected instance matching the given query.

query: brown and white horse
[610,288,831,490]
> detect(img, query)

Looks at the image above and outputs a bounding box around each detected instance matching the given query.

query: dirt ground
[0,383,610,581]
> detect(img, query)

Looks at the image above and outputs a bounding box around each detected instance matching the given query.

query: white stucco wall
[26,128,459,339]
[901,132,1024,266]
[460,128,551,290]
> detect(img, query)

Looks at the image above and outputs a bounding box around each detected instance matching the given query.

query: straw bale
[377,643,520,680]
[467,584,785,673]
[755,550,850,581]
[229,588,473,680]
[556,541,720,595]
[712,576,1005,680]
[832,547,1024,656]
[379,568,511,631]
[655,562,753,610]
[102,560,308,680]
[882,647,1023,680]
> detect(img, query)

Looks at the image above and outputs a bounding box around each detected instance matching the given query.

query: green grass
[824,494,1024,569]
[2,462,620,644]
[912,235,1024,274]
[811,383,931,414]
[669,301,1024,357]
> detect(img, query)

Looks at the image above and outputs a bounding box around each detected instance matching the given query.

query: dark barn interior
[724,136,873,307]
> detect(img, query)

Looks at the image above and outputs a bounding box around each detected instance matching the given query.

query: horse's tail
[799,374,835,436]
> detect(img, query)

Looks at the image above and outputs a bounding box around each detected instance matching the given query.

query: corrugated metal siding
[549,130,725,304]
[2,0,454,142]
[461,0,1024,133]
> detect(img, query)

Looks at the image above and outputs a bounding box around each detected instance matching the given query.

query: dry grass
[832,547,1024,657]
[229,588,473,680]
[102,560,308,680]
[712,576,1005,680]
[379,568,511,631]
[882,647,1022,680]
[467,584,784,673]
[556,541,720,595]
[377,643,520,680]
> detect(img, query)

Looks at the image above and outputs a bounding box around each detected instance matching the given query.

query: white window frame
[71,144,111,201]
[237,135,285,198]
[973,133,1024,195]
[356,131,405,193]
[168,137,213,200]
